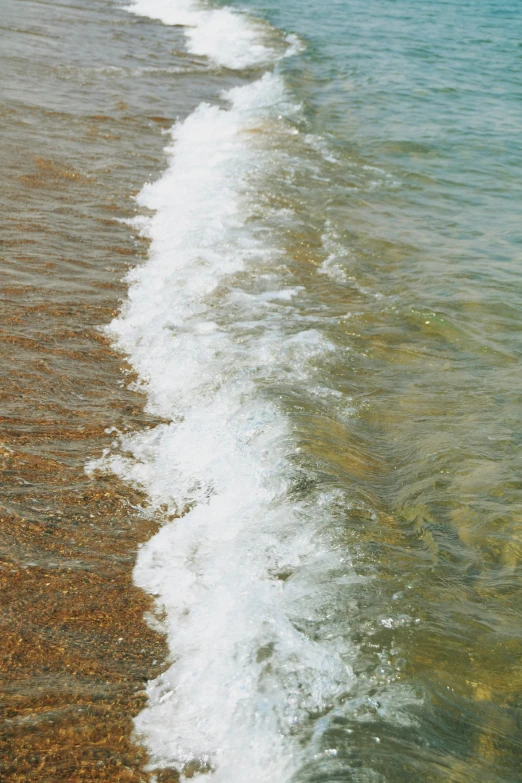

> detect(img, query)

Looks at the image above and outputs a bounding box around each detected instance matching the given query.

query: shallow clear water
[91,0,522,781]
[6,0,522,780]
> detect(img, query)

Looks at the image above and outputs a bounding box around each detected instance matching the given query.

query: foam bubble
[125,0,279,69]
[88,73,361,781]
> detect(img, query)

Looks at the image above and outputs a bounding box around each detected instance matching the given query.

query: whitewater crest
[124,0,297,69]
[89,67,358,780]
[88,1,360,781]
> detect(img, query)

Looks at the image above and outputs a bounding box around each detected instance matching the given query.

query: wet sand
[0,153,170,781]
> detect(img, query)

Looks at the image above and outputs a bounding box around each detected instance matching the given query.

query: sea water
[91,0,522,781]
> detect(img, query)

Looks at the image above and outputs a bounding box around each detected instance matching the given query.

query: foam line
[89,71,359,781]
[125,0,277,68]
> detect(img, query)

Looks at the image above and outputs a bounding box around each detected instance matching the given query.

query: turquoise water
[243,0,522,294]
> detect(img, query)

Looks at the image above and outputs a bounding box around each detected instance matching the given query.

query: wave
[125,0,282,68]
[90,67,360,780]
[90,1,417,780]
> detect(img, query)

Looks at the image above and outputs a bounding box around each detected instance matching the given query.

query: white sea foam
[124,0,279,69]
[88,71,363,781]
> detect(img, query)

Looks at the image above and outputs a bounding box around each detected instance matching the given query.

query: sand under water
[0,0,237,778]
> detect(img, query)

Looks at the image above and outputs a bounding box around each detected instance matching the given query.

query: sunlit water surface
[5,0,521,780]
